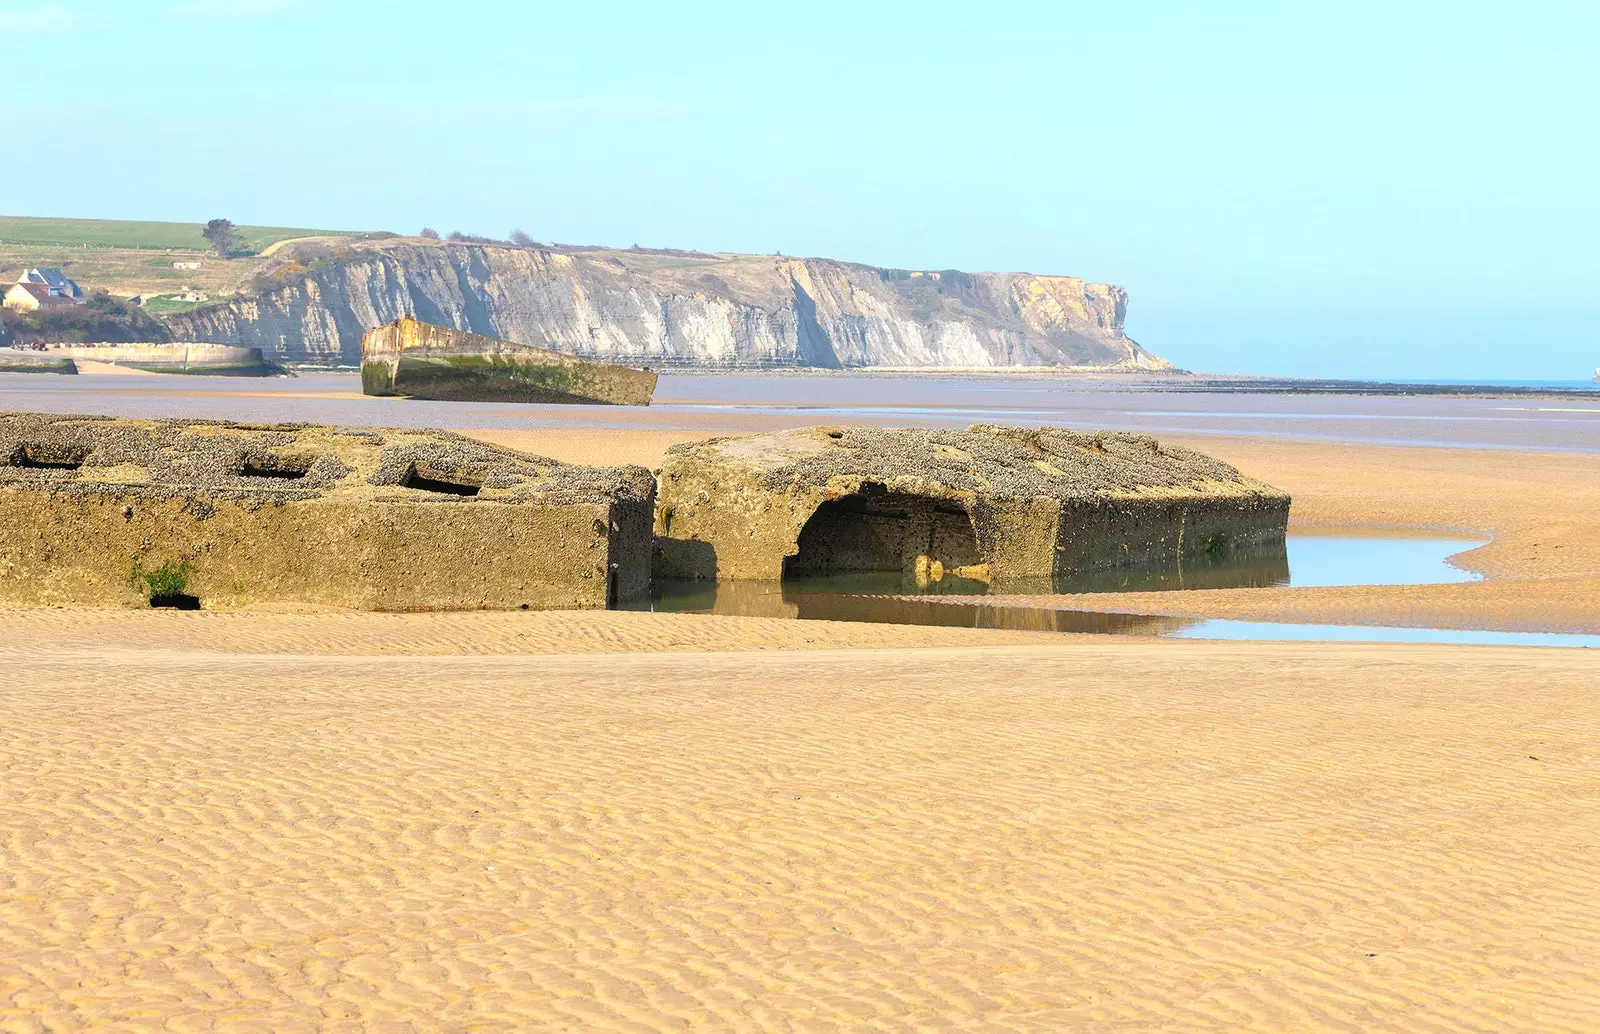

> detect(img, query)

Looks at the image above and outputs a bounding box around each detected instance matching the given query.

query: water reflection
[630,530,1520,644]
[631,579,1200,636]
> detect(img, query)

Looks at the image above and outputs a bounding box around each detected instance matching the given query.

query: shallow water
[631,531,1600,648]
[645,529,1482,604]
[1283,528,1484,587]
[4,370,1599,452]
[1170,621,1600,648]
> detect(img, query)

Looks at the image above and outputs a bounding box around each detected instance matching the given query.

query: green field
[141,295,214,316]
[0,215,387,254]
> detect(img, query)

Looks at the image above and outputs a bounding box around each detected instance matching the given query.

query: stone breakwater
[166,240,1170,369]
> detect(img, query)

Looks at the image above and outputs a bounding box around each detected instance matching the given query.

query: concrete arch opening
[782,485,990,593]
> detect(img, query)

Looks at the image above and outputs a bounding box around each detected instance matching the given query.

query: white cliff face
[166,241,1169,370]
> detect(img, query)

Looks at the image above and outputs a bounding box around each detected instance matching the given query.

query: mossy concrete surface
[45,343,279,376]
[0,412,655,611]
[0,350,79,374]
[361,317,657,405]
[654,424,1290,590]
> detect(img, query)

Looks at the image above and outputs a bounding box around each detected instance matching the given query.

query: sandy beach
[12,4,1600,1026]
[4,638,1596,1031]
[3,423,1598,1031]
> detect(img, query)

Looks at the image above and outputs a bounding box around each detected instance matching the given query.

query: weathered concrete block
[0,349,78,374]
[361,317,657,405]
[48,343,280,376]
[654,424,1290,591]
[0,413,655,611]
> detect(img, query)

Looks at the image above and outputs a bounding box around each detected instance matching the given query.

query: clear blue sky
[6,0,1597,379]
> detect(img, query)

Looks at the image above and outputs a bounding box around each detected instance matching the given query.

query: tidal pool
[632,528,1596,648]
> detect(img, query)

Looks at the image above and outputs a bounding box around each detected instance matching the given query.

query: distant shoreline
[272,362,1600,398]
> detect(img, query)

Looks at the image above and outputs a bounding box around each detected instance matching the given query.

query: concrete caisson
[0,412,655,611]
[653,424,1291,591]
[361,317,657,406]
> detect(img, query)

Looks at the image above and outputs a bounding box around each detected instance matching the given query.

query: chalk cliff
[165,239,1169,370]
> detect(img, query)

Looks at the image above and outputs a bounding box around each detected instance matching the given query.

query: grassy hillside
[0,216,393,308]
[0,215,386,253]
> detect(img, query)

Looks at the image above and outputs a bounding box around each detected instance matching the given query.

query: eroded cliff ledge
[165,239,1171,370]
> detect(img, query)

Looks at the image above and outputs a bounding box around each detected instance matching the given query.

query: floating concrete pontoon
[361,317,658,406]
[654,424,1290,592]
[0,413,654,611]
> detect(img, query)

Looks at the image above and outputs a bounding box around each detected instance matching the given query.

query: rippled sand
[3,636,1597,1031]
[3,428,1599,1030]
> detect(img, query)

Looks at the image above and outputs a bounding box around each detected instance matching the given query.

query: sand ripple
[3,641,1597,1030]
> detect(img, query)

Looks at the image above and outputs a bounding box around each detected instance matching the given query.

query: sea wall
[44,342,276,376]
[165,240,1170,370]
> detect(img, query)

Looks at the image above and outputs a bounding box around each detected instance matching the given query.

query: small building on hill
[19,268,82,299]
[4,268,84,312]
[4,282,76,312]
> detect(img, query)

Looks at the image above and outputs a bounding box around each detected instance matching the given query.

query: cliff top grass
[0,412,653,507]
[0,217,395,304]
[0,216,380,254]
[664,425,1289,504]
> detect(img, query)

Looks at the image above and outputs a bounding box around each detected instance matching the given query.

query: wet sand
[3,383,1599,1030]
[4,370,1599,451]
[977,437,1600,634]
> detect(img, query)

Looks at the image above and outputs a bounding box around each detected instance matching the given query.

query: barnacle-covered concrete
[654,424,1290,591]
[0,412,654,611]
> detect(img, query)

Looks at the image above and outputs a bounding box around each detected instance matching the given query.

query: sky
[4,0,1597,379]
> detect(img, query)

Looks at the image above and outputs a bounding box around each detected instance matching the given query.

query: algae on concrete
[654,424,1290,592]
[0,412,655,611]
[362,317,657,405]
[0,350,78,374]
[2,344,279,376]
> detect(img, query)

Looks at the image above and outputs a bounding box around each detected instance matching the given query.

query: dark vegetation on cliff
[1,293,172,345]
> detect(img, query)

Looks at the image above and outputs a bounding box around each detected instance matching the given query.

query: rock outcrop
[165,239,1170,370]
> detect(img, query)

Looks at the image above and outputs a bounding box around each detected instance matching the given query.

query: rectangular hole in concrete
[402,463,480,497]
[10,444,85,470]
[240,455,311,480]
[149,593,201,610]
